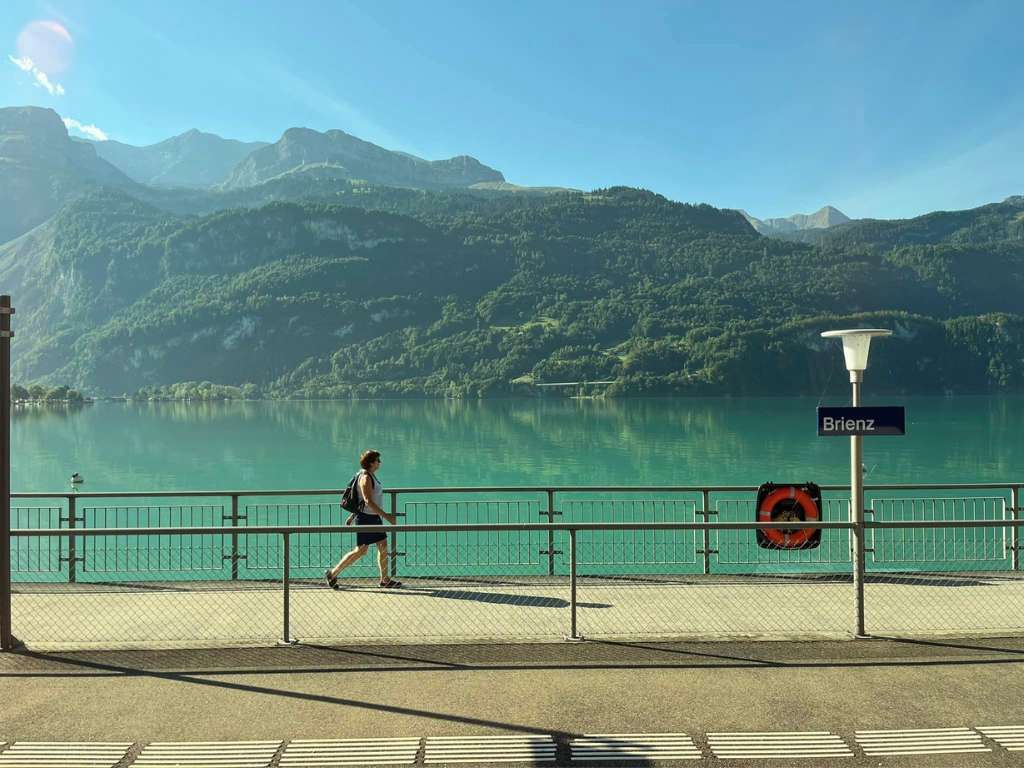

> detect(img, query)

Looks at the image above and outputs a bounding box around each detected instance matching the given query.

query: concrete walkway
[11,573,1024,650]
[2,638,1024,767]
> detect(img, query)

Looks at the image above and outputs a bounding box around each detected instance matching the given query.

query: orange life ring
[758,486,820,549]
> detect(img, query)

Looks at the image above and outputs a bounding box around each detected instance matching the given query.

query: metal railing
[7,517,1024,648]
[10,482,1022,582]
[3,481,1023,648]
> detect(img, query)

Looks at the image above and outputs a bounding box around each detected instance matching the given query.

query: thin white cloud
[8,54,33,71]
[63,117,108,141]
[7,53,65,95]
[34,68,64,96]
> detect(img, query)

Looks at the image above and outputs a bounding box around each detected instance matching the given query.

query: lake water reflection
[12,396,1023,493]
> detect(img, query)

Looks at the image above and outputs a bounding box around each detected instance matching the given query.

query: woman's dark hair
[359,450,381,470]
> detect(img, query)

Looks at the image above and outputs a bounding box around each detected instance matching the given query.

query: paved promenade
[11,573,1024,649]
[2,637,1024,767]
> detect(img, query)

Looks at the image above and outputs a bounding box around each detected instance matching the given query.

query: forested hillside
[2,184,1021,397]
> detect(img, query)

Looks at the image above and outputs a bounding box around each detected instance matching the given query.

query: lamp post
[821,328,891,637]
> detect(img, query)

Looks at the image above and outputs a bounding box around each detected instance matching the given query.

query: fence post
[229,494,239,580]
[567,528,580,640]
[390,492,398,579]
[1012,486,1020,572]
[282,532,291,644]
[546,490,556,576]
[67,494,77,583]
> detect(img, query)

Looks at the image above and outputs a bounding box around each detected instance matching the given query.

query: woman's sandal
[379,579,403,589]
[324,570,339,589]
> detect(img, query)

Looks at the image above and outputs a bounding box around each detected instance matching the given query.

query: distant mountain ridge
[221,126,505,190]
[90,129,268,188]
[780,196,1024,248]
[740,205,850,235]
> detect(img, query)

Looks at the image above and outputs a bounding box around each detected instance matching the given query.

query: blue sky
[3,0,1022,219]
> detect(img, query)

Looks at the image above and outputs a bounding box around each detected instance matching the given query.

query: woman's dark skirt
[354,513,387,545]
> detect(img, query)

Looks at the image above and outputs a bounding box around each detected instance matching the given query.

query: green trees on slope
[3,185,1022,398]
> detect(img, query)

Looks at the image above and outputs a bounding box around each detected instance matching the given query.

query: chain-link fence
[6,484,1023,649]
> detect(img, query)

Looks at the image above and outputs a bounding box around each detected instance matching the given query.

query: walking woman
[325,449,403,589]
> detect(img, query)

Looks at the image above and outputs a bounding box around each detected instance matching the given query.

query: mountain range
[2,104,1021,398]
[89,129,268,188]
[220,127,504,190]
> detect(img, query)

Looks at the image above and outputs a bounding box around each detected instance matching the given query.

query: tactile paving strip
[132,740,281,767]
[977,726,1024,752]
[571,733,701,761]
[0,742,132,767]
[708,731,852,759]
[855,727,989,756]
[423,735,556,764]
[280,738,420,766]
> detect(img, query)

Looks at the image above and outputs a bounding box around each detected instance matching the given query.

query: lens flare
[16,20,74,75]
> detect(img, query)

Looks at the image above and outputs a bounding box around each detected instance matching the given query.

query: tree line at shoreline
[11,383,87,403]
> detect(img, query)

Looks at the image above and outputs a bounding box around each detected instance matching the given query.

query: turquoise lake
[11,396,1024,492]
[10,396,1022,581]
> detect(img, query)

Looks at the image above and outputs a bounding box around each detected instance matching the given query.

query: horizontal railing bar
[10,482,1024,499]
[865,520,1024,529]
[13,522,856,536]
[13,518,1024,538]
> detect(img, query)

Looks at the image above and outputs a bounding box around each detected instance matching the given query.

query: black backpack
[340,472,364,514]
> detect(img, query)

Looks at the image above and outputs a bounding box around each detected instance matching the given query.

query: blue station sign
[817,406,906,436]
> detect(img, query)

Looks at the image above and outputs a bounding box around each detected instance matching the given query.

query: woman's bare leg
[375,541,389,582]
[329,544,369,579]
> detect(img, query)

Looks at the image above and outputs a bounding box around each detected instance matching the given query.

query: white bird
[70,472,83,484]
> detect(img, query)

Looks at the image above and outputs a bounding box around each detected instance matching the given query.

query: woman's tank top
[358,470,384,515]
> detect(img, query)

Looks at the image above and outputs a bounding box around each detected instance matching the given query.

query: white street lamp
[821,328,891,637]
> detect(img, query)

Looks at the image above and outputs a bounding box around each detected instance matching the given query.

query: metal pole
[0,296,12,650]
[546,490,555,576]
[282,532,290,644]
[568,528,579,640]
[851,371,866,637]
[67,494,77,583]
[1012,486,1020,572]
[229,494,239,580]
[701,489,711,575]
[389,492,398,578]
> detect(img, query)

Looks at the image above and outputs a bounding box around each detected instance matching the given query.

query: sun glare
[16,20,74,75]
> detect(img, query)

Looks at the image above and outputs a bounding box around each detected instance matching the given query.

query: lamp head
[821,328,892,375]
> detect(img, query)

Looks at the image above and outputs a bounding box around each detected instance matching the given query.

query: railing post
[1012,486,1020,572]
[546,490,556,576]
[229,494,239,580]
[282,532,291,644]
[701,489,712,575]
[67,494,77,583]
[567,528,580,640]
[389,492,398,579]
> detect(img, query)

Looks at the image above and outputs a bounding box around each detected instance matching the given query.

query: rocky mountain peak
[222,126,504,190]
[0,105,69,144]
[741,205,851,235]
